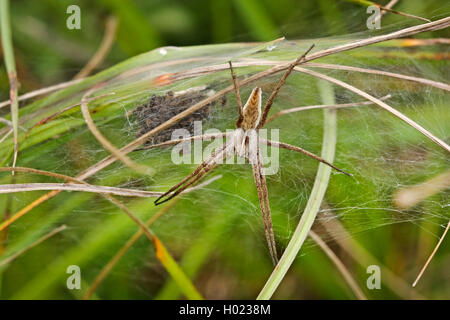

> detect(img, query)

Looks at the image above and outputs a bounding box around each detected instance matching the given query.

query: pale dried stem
[322,217,425,299]
[382,0,398,15]
[73,16,118,80]
[394,170,450,210]
[0,129,12,144]
[304,62,450,92]
[0,79,83,110]
[267,95,391,123]
[0,166,220,198]
[412,221,450,287]
[0,183,162,197]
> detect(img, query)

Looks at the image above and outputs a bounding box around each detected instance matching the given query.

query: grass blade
[153,236,203,300]
[232,0,279,41]
[257,79,337,299]
[0,0,19,172]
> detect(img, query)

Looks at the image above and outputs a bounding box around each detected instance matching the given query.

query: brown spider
[154,45,350,265]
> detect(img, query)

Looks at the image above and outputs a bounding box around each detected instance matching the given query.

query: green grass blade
[155,209,235,299]
[153,236,203,300]
[0,0,19,170]
[257,79,337,299]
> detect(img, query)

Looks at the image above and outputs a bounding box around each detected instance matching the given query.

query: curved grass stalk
[257,80,337,300]
[0,167,221,231]
[167,59,450,93]
[74,16,118,80]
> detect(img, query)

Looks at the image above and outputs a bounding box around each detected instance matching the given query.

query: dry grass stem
[0,79,83,110]
[412,221,450,287]
[267,95,391,123]
[73,16,118,80]
[322,217,424,299]
[394,170,450,209]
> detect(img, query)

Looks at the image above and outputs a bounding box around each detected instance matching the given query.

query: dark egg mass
[132,87,226,145]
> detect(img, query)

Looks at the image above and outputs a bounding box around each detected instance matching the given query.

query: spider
[153,44,350,265]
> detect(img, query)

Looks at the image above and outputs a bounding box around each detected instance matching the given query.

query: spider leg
[248,131,278,265]
[135,132,228,151]
[154,142,233,205]
[258,44,315,129]
[229,61,244,127]
[263,139,351,176]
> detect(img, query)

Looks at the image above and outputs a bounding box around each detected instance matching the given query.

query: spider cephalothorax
[234,87,262,158]
[154,45,350,265]
[237,87,262,130]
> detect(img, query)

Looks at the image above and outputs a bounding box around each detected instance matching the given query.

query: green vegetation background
[0,0,448,299]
